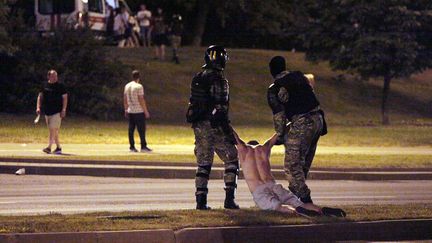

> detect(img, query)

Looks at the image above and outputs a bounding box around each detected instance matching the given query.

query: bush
[1,28,130,119]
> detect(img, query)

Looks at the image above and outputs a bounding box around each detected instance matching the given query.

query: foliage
[0,14,129,119]
[295,0,432,124]
[0,0,15,54]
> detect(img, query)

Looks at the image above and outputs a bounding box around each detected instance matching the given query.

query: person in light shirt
[123,70,151,152]
[136,4,152,47]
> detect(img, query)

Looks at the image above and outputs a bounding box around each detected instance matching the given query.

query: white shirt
[137,10,152,27]
[113,14,124,32]
[124,81,144,113]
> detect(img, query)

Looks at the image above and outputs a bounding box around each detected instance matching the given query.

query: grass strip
[1,114,432,147]
[0,204,431,233]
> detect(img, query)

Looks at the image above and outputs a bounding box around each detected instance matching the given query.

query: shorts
[152,33,169,46]
[170,35,181,48]
[45,113,61,129]
[271,183,303,208]
[252,182,281,210]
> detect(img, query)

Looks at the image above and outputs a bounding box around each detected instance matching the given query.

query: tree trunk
[381,75,391,125]
[191,0,211,47]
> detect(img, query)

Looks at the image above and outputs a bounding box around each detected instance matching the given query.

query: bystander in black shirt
[41,82,67,116]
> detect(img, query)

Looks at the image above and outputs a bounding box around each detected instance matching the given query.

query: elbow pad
[267,84,284,115]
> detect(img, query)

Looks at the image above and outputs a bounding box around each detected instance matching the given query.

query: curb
[0,219,431,243]
[175,219,432,243]
[0,229,175,243]
[2,161,432,180]
[2,157,432,171]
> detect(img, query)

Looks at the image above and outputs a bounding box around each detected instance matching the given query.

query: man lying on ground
[232,128,346,218]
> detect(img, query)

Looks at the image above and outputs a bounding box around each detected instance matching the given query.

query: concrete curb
[2,161,432,180]
[175,219,432,243]
[0,229,175,243]
[2,157,432,172]
[0,219,431,243]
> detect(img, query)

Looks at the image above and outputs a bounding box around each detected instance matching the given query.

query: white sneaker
[15,168,25,175]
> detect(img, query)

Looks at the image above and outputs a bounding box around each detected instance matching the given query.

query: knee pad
[196,164,212,179]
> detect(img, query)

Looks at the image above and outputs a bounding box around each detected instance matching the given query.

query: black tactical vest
[187,69,229,123]
[273,71,320,120]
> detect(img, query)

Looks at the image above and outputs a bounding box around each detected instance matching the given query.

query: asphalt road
[1,174,432,215]
[1,143,431,157]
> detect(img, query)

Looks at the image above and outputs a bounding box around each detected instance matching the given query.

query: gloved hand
[210,108,228,128]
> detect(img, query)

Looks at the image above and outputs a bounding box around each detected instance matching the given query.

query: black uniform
[267,70,325,203]
[186,45,239,210]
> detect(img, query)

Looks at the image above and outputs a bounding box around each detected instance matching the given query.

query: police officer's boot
[224,188,240,209]
[196,193,211,210]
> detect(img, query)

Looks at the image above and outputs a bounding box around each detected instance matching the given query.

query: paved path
[0,143,431,157]
[1,174,432,215]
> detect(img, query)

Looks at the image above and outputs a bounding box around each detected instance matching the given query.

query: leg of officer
[194,121,215,210]
[214,128,240,209]
[284,116,319,203]
[303,114,323,177]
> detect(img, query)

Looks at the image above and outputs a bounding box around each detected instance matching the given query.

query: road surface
[1,143,431,157]
[1,174,431,215]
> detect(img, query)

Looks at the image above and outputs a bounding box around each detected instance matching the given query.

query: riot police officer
[186,45,240,210]
[267,56,327,205]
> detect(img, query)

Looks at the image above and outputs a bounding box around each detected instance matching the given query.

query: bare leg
[54,128,60,148]
[155,46,160,59]
[301,203,322,213]
[160,45,165,60]
[275,205,296,214]
[48,128,54,149]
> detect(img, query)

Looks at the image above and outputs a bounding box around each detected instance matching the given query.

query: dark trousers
[128,113,147,149]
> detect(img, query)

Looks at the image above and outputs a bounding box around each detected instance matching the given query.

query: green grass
[2,114,432,168]
[0,204,431,233]
[1,114,432,147]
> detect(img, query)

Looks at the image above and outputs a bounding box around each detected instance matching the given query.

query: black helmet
[203,45,228,70]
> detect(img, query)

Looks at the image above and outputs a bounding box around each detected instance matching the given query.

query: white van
[34,0,124,33]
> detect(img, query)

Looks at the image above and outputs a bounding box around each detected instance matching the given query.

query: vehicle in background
[34,0,130,34]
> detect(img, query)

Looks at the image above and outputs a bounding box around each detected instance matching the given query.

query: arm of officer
[267,84,287,144]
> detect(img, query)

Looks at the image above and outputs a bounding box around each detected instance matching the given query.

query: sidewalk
[1,143,431,180]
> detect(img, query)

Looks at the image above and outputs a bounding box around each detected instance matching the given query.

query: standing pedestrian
[124,70,152,152]
[151,7,168,60]
[113,7,126,47]
[136,4,152,47]
[266,56,327,205]
[186,45,239,210]
[169,14,183,64]
[36,70,68,154]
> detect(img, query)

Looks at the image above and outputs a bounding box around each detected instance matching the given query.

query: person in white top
[136,4,152,47]
[113,8,127,47]
[124,70,151,152]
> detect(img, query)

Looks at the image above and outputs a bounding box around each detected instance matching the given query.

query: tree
[296,0,432,124]
[0,0,15,54]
